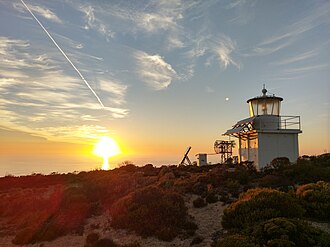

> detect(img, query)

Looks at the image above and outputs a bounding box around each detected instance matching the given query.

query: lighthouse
[224,86,302,170]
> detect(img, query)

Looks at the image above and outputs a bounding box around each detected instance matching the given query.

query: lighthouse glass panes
[248,97,281,117]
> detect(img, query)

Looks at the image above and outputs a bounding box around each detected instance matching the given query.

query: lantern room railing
[279,116,301,130]
[256,116,301,131]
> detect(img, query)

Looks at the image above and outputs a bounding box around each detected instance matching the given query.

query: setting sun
[94,136,121,170]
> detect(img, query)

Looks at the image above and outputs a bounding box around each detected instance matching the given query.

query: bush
[296,181,330,220]
[251,218,330,247]
[193,197,206,208]
[205,192,218,204]
[217,218,330,247]
[12,227,36,245]
[190,236,204,245]
[215,234,255,247]
[85,232,100,247]
[92,238,117,247]
[110,186,195,241]
[263,157,291,174]
[222,188,304,229]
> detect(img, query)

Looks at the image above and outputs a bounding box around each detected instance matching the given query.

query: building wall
[257,133,299,169]
[241,137,258,165]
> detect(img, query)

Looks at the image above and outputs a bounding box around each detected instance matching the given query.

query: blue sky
[0,0,329,174]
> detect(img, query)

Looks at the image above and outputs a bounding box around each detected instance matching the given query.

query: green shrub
[205,192,218,204]
[217,218,330,247]
[222,188,304,229]
[296,181,330,220]
[85,232,100,247]
[92,238,117,247]
[190,236,204,245]
[12,227,36,245]
[215,234,255,247]
[110,186,195,241]
[250,218,330,247]
[193,197,207,208]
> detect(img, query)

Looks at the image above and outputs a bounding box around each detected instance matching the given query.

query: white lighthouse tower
[224,86,302,170]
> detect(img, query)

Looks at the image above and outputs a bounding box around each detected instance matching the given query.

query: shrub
[92,238,117,247]
[222,188,304,229]
[263,157,291,174]
[296,181,330,220]
[12,227,36,245]
[251,217,330,247]
[215,234,255,247]
[193,197,206,208]
[85,232,100,247]
[190,236,204,245]
[217,218,330,247]
[205,192,218,204]
[110,186,195,241]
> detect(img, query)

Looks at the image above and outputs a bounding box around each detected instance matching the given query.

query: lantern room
[247,87,283,116]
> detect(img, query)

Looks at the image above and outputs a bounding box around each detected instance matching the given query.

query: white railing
[255,115,301,131]
[279,116,301,130]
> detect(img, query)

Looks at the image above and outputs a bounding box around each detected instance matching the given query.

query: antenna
[262,84,267,96]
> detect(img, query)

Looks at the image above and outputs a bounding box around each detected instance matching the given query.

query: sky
[0,0,329,175]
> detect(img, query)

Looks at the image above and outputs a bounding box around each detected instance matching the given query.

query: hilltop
[0,154,329,247]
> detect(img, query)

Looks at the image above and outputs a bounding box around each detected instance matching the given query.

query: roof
[223,117,256,139]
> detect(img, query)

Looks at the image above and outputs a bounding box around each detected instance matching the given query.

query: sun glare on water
[94,136,121,170]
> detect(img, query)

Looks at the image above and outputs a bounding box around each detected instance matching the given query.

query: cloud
[226,0,257,25]
[271,50,319,66]
[100,80,128,106]
[108,0,183,34]
[187,34,240,69]
[80,5,115,40]
[35,124,111,142]
[135,51,177,90]
[282,64,328,75]
[212,36,240,69]
[14,2,62,23]
[0,36,129,141]
[251,2,330,56]
[206,86,215,93]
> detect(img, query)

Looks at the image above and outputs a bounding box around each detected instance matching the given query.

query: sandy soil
[0,194,226,247]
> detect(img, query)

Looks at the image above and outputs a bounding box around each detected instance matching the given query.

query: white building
[224,87,302,170]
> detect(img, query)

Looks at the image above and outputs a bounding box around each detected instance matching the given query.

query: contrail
[20,0,104,108]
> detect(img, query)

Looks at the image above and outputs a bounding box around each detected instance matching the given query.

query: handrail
[256,115,301,131]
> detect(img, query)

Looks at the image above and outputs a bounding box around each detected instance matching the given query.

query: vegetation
[222,188,304,229]
[110,186,196,241]
[217,218,330,247]
[0,153,329,245]
[296,181,330,221]
[217,154,330,247]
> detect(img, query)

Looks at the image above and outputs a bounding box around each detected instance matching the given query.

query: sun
[93,136,121,170]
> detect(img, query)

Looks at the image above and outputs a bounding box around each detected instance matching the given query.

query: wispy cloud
[100,80,128,106]
[80,5,115,40]
[212,35,240,69]
[14,2,62,23]
[187,34,240,69]
[135,51,177,90]
[251,2,330,56]
[108,0,183,34]
[271,50,319,66]
[226,0,257,25]
[0,36,129,141]
[282,64,328,75]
